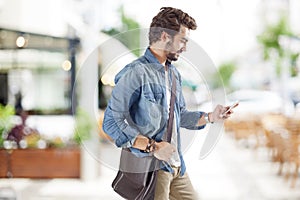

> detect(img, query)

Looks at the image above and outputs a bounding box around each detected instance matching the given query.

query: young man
[103,7,232,199]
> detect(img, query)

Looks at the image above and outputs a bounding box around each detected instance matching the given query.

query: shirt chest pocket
[142,83,165,104]
[144,92,163,104]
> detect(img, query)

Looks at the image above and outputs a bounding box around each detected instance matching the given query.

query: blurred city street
[1,0,300,200]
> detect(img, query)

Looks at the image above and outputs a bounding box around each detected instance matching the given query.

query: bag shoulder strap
[166,70,176,143]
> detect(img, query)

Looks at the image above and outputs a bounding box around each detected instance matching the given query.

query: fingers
[224,106,230,113]
[153,143,176,162]
[217,105,233,119]
[163,144,176,155]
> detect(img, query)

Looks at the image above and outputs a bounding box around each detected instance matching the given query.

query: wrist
[133,135,152,151]
[153,141,161,151]
[143,138,156,153]
[208,112,214,123]
[204,112,214,124]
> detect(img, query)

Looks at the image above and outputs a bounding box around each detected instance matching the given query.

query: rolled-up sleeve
[102,65,143,148]
[179,92,206,130]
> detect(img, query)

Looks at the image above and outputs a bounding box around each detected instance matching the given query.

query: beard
[165,41,182,61]
[166,52,178,61]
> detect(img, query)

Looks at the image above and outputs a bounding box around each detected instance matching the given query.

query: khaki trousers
[154,167,199,200]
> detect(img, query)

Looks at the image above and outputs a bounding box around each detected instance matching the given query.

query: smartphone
[223,101,239,115]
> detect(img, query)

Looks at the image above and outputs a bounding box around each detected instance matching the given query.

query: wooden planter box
[0,148,80,178]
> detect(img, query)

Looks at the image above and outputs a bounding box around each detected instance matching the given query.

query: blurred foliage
[212,61,236,91]
[0,104,15,148]
[24,133,41,148]
[290,53,299,77]
[257,16,291,60]
[257,15,299,77]
[73,108,92,145]
[48,136,65,148]
[182,80,197,91]
[0,104,91,149]
[219,62,236,87]
[102,6,140,56]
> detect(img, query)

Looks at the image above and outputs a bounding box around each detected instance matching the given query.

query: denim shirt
[102,47,206,176]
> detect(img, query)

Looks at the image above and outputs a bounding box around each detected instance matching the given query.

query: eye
[180,39,188,44]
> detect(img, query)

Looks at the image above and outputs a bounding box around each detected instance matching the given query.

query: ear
[161,31,171,42]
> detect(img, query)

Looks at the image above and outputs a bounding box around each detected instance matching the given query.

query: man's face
[165,25,189,61]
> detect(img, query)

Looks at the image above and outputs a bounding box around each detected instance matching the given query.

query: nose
[181,42,187,52]
[179,45,186,53]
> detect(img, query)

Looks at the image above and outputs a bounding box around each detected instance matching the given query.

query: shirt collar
[144,47,172,71]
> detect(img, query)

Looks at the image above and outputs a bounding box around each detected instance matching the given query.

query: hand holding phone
[220,101,239,117]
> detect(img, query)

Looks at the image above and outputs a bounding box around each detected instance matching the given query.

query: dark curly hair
[149,7,197,45]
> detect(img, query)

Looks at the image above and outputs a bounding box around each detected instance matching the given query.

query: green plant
[290,53,300,77]
[257,15,298,77]
[218,62,236,87]
[212,61,236,91]
[257,16,291,60]
[0,104,15,147]
[102,5,141,56]
[73,108,93,145]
